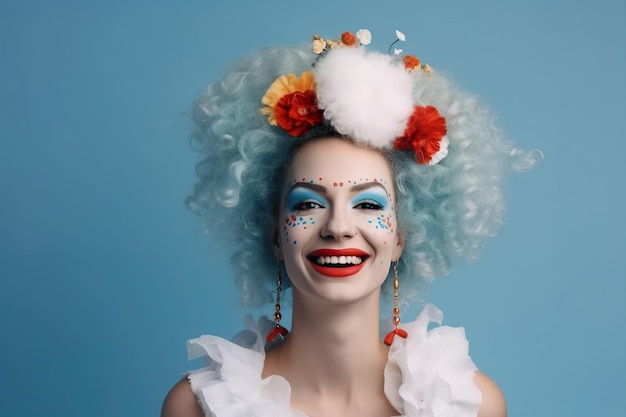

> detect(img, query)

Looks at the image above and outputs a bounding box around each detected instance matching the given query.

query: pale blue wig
[186,45,537,307]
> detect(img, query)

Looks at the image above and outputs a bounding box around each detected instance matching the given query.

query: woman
[162,29,536,417]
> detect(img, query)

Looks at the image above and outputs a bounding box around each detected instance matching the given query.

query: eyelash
[293,200,325,211]
[291,199,385,211]
[354,200,385,210]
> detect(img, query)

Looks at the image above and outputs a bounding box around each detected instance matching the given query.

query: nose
[320,205,357,241]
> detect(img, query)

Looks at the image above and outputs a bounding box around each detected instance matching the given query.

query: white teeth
[314,256,363,265]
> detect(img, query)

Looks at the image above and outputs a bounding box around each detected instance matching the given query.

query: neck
[265,289,389,399]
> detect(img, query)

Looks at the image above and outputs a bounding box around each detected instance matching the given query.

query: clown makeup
[276,137,403,304]
[287,185,329,213]
[282,180,396,247]
[350,186,389,211]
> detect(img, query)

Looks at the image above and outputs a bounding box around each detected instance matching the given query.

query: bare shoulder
[161,377,204,417]
[474,371,507,417]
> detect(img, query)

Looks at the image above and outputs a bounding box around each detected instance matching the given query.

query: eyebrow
[288,181,390,195]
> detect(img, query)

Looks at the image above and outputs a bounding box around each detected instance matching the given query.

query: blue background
[1,0,624,416]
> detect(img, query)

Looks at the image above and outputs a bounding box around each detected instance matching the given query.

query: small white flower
[394,48,403,55]
[356,29,372,45]
[395,30,406,41]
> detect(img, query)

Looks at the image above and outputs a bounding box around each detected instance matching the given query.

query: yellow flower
[312,35,326,55]
[421,64,433,74]
[260,71,317,126]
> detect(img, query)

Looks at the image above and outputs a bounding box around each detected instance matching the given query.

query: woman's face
[276,137,404,304]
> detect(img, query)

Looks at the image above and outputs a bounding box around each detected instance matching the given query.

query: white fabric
[187,304,481,417]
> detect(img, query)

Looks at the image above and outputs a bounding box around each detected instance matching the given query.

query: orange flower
[403,55,421,72]
[341,31,357,46]
[261,71,324,137]
[394,106,448,164]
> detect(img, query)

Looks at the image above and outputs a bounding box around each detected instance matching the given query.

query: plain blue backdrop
[1,0,624,416]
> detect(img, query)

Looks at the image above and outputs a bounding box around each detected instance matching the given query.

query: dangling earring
[267,266,289,342]
[384,261,408,346]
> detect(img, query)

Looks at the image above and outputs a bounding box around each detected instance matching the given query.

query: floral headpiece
[260,30,448,165]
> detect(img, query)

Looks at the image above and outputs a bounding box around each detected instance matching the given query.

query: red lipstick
[307,248,369,278]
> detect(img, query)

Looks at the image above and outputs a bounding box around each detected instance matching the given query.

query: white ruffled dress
[186,304,481,417]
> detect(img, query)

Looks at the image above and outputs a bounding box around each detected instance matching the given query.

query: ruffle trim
[384,304,480,416]
[187,305,480,417]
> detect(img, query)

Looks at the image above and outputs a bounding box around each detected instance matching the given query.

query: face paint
[287,185,329,212]
[276,137,404,304]
[350,187,389,211]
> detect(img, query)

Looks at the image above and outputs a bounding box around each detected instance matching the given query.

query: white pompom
[313,47,414,147]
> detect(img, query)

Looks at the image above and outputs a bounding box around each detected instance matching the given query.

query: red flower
[403,55,421,72]
[341,31,357,46]
[274,90,324,137]
[394,105,448,164]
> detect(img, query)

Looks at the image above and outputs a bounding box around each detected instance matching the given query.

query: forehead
[286,137,395,184]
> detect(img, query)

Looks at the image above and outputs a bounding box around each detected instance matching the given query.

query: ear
[392,231,405,261]
[270,225,282,261]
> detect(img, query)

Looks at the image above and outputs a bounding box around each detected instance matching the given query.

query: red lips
[307,248,369,278]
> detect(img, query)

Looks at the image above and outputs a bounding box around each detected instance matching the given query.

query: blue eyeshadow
[350,190,389,209]
[287,187,328,211]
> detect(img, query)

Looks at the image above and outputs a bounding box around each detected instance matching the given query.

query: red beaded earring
[267,267,289,342]
[384,261,408,346]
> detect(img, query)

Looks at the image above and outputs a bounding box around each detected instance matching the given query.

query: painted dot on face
[339,182,344,186]
[333,182,338,187]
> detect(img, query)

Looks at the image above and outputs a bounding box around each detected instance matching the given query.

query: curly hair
[186,45,537,307]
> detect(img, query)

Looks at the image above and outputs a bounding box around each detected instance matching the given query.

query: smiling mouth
[307,249,369,277]
[312,255,364,266]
